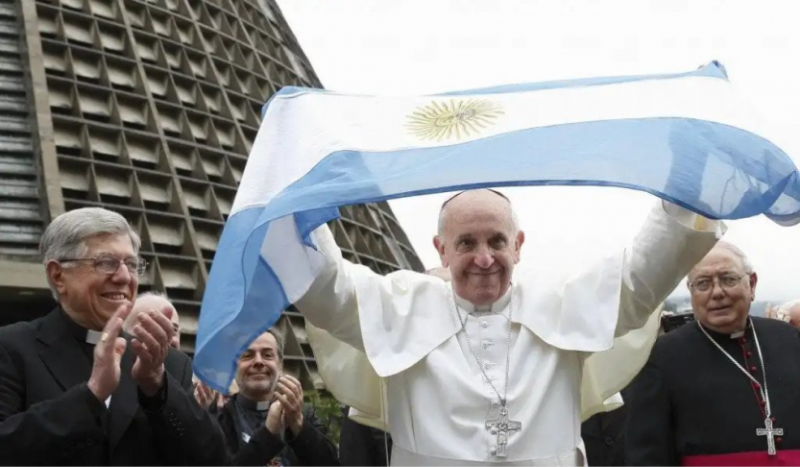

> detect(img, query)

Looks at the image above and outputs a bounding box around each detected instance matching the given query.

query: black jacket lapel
[108,348,138,453]
[37,310,91,392]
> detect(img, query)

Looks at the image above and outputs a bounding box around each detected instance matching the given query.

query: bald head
[126,292,181,349]
[438,189,518,237]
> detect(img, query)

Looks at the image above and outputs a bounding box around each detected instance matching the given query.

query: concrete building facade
[0,0,424,388]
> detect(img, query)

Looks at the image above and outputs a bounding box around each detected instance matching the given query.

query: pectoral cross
[756,417,784,456]
[485,407,521,458]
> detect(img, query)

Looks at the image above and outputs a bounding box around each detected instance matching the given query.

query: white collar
[85,329,103,345]
[453,285,513,314]
[255,400,270,411]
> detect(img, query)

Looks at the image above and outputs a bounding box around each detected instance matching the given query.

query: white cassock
[295,201,724,465]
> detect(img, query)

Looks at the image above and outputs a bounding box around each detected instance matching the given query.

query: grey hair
[714,241,754,273]
[266,327,285,362]
[437,189,520,237]
[687,241,755,289]
[40,207,141,299]
[778,299,800,314]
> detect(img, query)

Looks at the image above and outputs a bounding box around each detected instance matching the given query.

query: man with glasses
[0,207,226,465]
[626,242,800,465]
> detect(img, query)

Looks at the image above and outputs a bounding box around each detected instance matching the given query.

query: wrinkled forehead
[247,332,277,352]
[83,233,136,255]
[690,247,746,278]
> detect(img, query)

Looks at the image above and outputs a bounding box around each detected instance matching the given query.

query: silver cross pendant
[485,407,522,458]
[756,417,784,456]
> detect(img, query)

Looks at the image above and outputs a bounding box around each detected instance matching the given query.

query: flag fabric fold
[193,61,800,391]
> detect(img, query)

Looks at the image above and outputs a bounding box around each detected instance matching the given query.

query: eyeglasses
[689,273,747,293]
[58,256,147,277]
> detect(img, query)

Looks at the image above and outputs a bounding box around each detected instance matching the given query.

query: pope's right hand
[87,303,132,402]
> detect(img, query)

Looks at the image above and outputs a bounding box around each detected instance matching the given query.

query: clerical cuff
[81,383,108,422]
[256,426,286,451]
[138,378,168,412]
[286,418,316,448]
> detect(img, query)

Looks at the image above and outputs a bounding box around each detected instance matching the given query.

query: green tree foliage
[304,389,343,445]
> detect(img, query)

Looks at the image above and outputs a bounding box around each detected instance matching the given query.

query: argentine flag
[194,61,800,391]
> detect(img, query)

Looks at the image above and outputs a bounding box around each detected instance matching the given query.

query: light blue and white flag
[193,61,800,391]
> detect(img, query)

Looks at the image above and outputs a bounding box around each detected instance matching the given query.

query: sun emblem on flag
[406,99,504,141]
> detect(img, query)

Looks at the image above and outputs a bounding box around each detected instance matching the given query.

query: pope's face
[434,191,524,306]
[689,247,756,334]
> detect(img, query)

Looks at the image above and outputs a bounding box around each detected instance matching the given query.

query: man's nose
[110,262,133,283]
[473,246,495,269]
[709,279,726,299]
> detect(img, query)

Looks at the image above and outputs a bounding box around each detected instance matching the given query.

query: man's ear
[46,261,68,296]
[749,272,758,301]
[433,236,448,267]
[514,230,525,263]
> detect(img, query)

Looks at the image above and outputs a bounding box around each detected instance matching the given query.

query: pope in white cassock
[294,187,724,466]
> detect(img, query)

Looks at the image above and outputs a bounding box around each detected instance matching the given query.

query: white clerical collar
[237,394,271,411]
[86,329,103,345]
[453,285,513,314]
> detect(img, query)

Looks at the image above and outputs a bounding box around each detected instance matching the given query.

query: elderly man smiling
[626,242,800,465]
[299,189,724,465]
[0,207,225,465]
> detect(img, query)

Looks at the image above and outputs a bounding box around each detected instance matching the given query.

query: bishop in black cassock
[626,242,800,466]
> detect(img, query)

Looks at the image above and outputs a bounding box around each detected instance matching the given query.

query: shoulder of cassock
[352,254,625,377]
[306,248,639,429]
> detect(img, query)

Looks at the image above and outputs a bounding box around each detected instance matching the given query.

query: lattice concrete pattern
[0,0,425,390]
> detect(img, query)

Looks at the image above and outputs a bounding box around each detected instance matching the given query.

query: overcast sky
[276,0,799,302]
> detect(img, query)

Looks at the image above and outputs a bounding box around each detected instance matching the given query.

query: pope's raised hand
[131,306,175,396]
[87,303,132,402]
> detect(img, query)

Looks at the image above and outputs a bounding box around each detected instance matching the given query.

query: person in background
[214,328,339,466]
[125,292,181,350]
[766,300,800,329]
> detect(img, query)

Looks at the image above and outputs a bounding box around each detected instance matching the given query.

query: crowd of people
[0,190,798,465]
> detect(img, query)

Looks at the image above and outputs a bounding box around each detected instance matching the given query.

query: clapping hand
[274,375,304,436]
[87,303,132,401]
[130,306,176,396]
[265,400,284,435]
[193,380,219,409]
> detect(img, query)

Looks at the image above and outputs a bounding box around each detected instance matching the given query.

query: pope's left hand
[131,307,175,396]
[275,375,304,436]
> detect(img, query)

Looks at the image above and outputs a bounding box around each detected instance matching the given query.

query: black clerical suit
[626,316,800,465]
[339,406,392,466]
[216,393,339,466]
[581,403,627,466]
[0,308,227,465]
